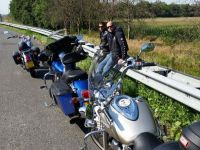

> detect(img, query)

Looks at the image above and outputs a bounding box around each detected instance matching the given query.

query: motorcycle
[80,42,162,150]
[39,34,90,116]
[4,31,40,77]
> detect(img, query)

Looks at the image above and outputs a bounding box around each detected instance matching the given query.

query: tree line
[9,0,200,34]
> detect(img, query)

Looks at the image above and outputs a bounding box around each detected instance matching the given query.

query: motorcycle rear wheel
[29,68,36,78]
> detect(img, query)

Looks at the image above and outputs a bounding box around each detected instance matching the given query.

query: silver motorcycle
[80,42,162,150]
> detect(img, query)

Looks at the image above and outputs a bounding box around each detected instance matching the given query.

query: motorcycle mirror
[140,43,155,53]
[137,43,155,58]
[76,34,83,41]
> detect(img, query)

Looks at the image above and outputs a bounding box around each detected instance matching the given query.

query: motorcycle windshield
[88,52,101,92]
[88,51,122,102]
[88,51,104,101]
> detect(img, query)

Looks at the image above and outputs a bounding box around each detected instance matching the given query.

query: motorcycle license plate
[25,61,34,69]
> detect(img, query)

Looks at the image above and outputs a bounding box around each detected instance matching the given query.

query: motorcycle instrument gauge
[118,98,131,107]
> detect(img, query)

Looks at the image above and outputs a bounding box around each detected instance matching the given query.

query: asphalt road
[0,28,97,150]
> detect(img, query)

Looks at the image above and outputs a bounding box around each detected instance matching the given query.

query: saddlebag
[12,51,22,64]
[50,79,75,115]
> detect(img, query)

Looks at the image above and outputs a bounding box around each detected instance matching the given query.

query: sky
[0,0,195,15]
[0,0,12,15]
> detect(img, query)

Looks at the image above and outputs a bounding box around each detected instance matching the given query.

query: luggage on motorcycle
[62,69,88,83]
[179,121,200,150]
[12,51,22,64]
[45,36,77,54]
[50,79,75,115]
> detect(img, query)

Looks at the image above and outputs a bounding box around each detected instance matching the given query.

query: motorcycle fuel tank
[108,95,159,144]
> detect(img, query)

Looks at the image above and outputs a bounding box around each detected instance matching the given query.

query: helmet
[18,41,29,51]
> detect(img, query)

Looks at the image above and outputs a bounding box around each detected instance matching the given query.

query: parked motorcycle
[80,42,162,150]
[4,31,40,77]
[39,34,90,116]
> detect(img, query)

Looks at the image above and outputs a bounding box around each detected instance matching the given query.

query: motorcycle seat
[134,132,163,150]
[62,69,88,82]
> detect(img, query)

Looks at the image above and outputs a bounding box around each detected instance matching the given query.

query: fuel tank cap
[112,95,139,121]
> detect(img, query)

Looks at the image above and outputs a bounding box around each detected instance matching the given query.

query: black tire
[29,68,36,78]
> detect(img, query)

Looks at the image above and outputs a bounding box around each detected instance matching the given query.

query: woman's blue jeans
[96,53,115,76]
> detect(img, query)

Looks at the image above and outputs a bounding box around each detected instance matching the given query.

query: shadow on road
[69,116,90,134]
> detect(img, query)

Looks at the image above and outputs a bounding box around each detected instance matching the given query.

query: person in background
[96,21,129,76]
[98,22,109,59]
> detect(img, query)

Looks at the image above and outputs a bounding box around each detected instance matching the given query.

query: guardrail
[1,21,200,112]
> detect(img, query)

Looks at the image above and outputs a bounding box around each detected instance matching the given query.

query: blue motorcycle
[39,35,89,116]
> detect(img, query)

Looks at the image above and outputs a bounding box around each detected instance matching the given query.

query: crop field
[136,17,200,26]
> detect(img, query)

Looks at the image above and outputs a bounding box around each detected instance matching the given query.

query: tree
[117,0,137,39]
[32,0,50,28]
[10,0,36,25]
